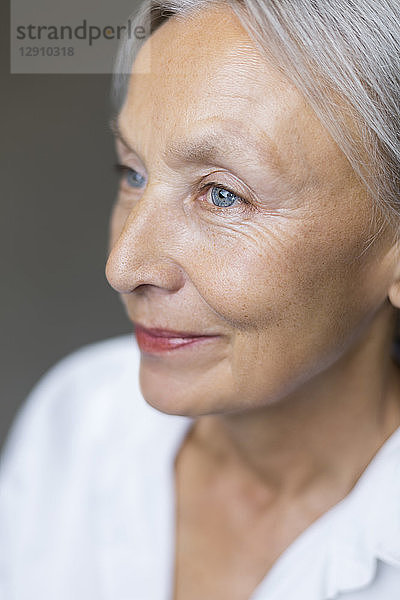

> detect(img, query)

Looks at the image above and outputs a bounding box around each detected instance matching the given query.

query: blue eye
[114,163,146,188]
[210,185,243,208]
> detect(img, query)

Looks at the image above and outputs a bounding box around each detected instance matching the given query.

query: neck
[192,305,400,502]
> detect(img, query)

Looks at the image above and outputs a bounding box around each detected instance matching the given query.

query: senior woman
[1,0,400,598]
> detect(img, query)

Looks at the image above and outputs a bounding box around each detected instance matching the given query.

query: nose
[105,189,186,294]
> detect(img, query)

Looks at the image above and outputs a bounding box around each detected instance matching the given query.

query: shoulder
[0,335,138,594]
[0,334,192,596]
[1,333,138,462]
[0,333,147,511]
[17,331,139,409]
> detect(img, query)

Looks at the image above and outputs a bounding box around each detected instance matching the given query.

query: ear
[389,283,400,309]
[387,238,400,309]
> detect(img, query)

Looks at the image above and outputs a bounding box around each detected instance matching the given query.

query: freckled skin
[106,3,400,498]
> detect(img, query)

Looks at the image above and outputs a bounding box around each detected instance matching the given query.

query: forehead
[119,3,351,187]
[126,5,300,124]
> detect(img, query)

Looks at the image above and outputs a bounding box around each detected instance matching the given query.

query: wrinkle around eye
[202,212,306,262]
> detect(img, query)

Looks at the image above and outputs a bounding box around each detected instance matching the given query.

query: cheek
[184,214,383,338]
[182,216,389,407]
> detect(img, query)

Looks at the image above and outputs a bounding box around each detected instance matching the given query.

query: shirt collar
[325,425,400,597]
[249,425,400,600]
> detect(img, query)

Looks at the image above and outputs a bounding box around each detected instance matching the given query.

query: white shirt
[0,334,400,600]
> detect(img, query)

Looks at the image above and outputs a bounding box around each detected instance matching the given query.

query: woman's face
[106,3,397,415]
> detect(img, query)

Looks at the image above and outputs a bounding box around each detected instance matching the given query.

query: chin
[138,362,237,417]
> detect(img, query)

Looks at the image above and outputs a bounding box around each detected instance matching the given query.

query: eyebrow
[109,116,283,174]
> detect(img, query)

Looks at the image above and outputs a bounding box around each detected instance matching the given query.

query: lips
[134,324,209,338]
[133,322,219,353]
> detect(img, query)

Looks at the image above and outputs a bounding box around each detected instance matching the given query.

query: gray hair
[112,0,400,238]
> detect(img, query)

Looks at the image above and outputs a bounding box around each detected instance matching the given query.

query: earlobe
[388,281,400,310]
[387,240,400,309]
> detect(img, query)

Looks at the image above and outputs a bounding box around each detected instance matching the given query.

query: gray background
[1,2,131,450]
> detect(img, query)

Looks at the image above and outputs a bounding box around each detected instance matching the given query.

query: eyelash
[113,163,251,212]
[198,182,250,213]
[114,163,146,187]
